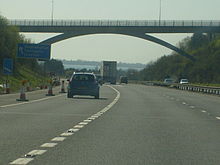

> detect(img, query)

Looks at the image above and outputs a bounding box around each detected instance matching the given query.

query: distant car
[120,76,128,84]
[180,79,189,84]
[163,78,174,84]
[67,73,100,99]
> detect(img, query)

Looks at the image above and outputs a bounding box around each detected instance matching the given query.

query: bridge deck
[8,20,220,33]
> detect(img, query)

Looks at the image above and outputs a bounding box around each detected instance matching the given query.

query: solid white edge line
[0,94,65,108]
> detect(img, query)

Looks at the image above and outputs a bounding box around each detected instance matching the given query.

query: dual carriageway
[0,83,220,164]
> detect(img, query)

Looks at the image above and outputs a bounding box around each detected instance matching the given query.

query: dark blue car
[67,73,100,99]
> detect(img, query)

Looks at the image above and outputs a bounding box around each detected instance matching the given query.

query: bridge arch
[39,32,195,61]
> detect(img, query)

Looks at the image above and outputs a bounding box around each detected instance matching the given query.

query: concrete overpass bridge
[9,19,220,61]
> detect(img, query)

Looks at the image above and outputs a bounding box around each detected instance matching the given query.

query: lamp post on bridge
[51,0,54,26]
[159,0,162,26]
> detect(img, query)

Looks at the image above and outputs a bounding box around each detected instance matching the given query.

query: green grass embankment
[0,66,49,94]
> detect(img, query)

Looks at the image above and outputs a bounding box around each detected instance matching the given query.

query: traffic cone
[59,80,66,93]
[16,85,29,101]
[46,83,55,96]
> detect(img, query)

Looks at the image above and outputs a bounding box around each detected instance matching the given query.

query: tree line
[128,33,220,84]
[0,15,42,75]
[0,15,64,77]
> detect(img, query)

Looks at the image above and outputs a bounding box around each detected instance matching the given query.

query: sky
[0,0,220,64]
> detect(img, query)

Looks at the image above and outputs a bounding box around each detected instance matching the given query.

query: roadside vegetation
[127,33,220,86]
[0,15,64,93]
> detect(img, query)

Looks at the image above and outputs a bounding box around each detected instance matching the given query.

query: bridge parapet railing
[8,19,220,27]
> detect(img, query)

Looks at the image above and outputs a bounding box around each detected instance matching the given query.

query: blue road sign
[3,58,13,75]
[17,43,51,60]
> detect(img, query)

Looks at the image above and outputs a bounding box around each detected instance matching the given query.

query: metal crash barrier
[132,80,220,96]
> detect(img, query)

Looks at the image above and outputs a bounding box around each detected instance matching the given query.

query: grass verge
[0,66,49,94]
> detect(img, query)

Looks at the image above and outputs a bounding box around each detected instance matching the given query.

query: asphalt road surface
[1,84,220,165]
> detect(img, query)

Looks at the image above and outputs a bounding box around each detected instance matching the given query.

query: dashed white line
[216,117,220,120]
[68,128,79,132]
[51,137,66,142]
[74,125,84,128]
[10,158,34,165]
[78,122,88,125]
[41,143,57,148]
[91,115,100,118]
[201,110,207,113]
[9,85,120,165]
[84,119,92,122]
[88,117,96,120]
[26,150,47,156]
[61,132,74,136]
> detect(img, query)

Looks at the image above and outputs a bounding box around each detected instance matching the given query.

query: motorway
[0,84,220,164]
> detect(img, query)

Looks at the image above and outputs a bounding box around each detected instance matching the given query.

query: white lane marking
[78,122,88,125]
[96,112,103,115]
[100,109,108,112]
[0,94,65,108]
[91,115,99,118]
[26,150,47,156]
[9,86,121,165]
[68,128,79,132]
[41,143,57,148]
[51,137,66,142]
[10,158,34,164]
[216,117,220,120]
[61,132,74,136]
[201,110,207,113]
[84,119,92,122]
[88,117,96,120]
[74,125,84,128]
